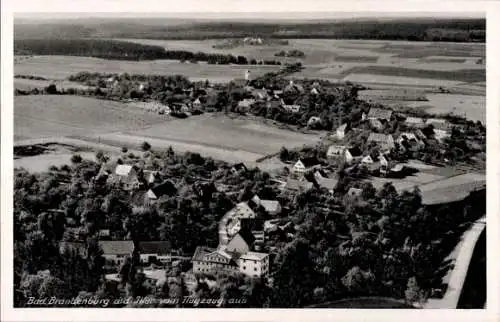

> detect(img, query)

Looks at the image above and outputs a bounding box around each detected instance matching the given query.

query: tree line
[14,38,280,65]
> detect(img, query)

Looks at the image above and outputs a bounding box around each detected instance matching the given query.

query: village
[48,67,486,301]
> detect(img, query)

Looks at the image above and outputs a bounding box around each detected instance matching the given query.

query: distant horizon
[14,11,485,22]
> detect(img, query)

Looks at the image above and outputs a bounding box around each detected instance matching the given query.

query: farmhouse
[193,181,217,199]
[405,117,425,127]
[280,99,301,113]
[367,133,395,152]
[260,199,282,216]
[327,145,347,160]
[397,132,425,151]
[362,108,393,122]
[237,98,256,111]
[361,153,390,175]
[313,172,338,194]
[111,164,141,190]
[284,178,314,194]
[426,118,451,141]
[345,147,363,164]
[224,202,257,237]
[138,241,172,264]
[146,180,177,201]
[231,163,248,175]
[284,80,305,94]
[369,118,385,131]
[336,123,350,139]
[252,89,270,101]
[192,98,202,110]
[143,170,160,185]
[310,87,320,95]
[291,158,319,177]
[99,241,135,267]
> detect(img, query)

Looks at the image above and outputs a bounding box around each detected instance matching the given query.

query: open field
[344,74,464,87]
[14,55,280,82]
[128,114,321,157]
[14,95,170,140]
[15,151,96,172]
[14,78,92,91]
[14,96,321,164]
[406,94,485,122]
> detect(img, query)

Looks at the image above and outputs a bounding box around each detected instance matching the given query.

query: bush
[141,141,151,151]
[70,154,83,164]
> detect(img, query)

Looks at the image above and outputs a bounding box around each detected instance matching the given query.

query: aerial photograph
[12,12,486,309]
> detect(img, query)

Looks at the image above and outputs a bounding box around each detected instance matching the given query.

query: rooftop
[240,251,269,261]
[99,241,134,255]
[367,108,393,120]
[115,164,135,177]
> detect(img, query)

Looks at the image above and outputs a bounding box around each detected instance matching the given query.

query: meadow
[14,95,321,164]
[14,95,170,140]
[124,114,322,161]
[14,56,280,82]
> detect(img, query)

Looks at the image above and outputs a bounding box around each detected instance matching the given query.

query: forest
[14,38,281,65]
[14,18,485,42]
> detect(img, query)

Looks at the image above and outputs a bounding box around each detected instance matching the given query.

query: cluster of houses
[193,192,285,279]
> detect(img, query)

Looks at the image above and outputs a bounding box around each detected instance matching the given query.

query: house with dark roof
[313,172,338,194]
[327,145,347,160]
[405,116,425,128]
[252,88,271,101]
[98,241,135,267]
[363,108,393,122]
[138,241,172,264]
[397,132,425,152]
[425,118,452,141]
[345,147,363,164]
[240,218,265,246]
[111,164,141,190]
[193,181,217,199]
[146,180,177,201]
[284,179,314,194]
[231,163,248,175]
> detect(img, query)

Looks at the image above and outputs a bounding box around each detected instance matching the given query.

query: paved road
[424,216,486,309]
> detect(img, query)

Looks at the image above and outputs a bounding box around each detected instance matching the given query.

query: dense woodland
[14,39,281,65]
[15,18,485,42]
[14,142,485,307]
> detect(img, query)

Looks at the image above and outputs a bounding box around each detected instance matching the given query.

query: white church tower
[245,70,251,81]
